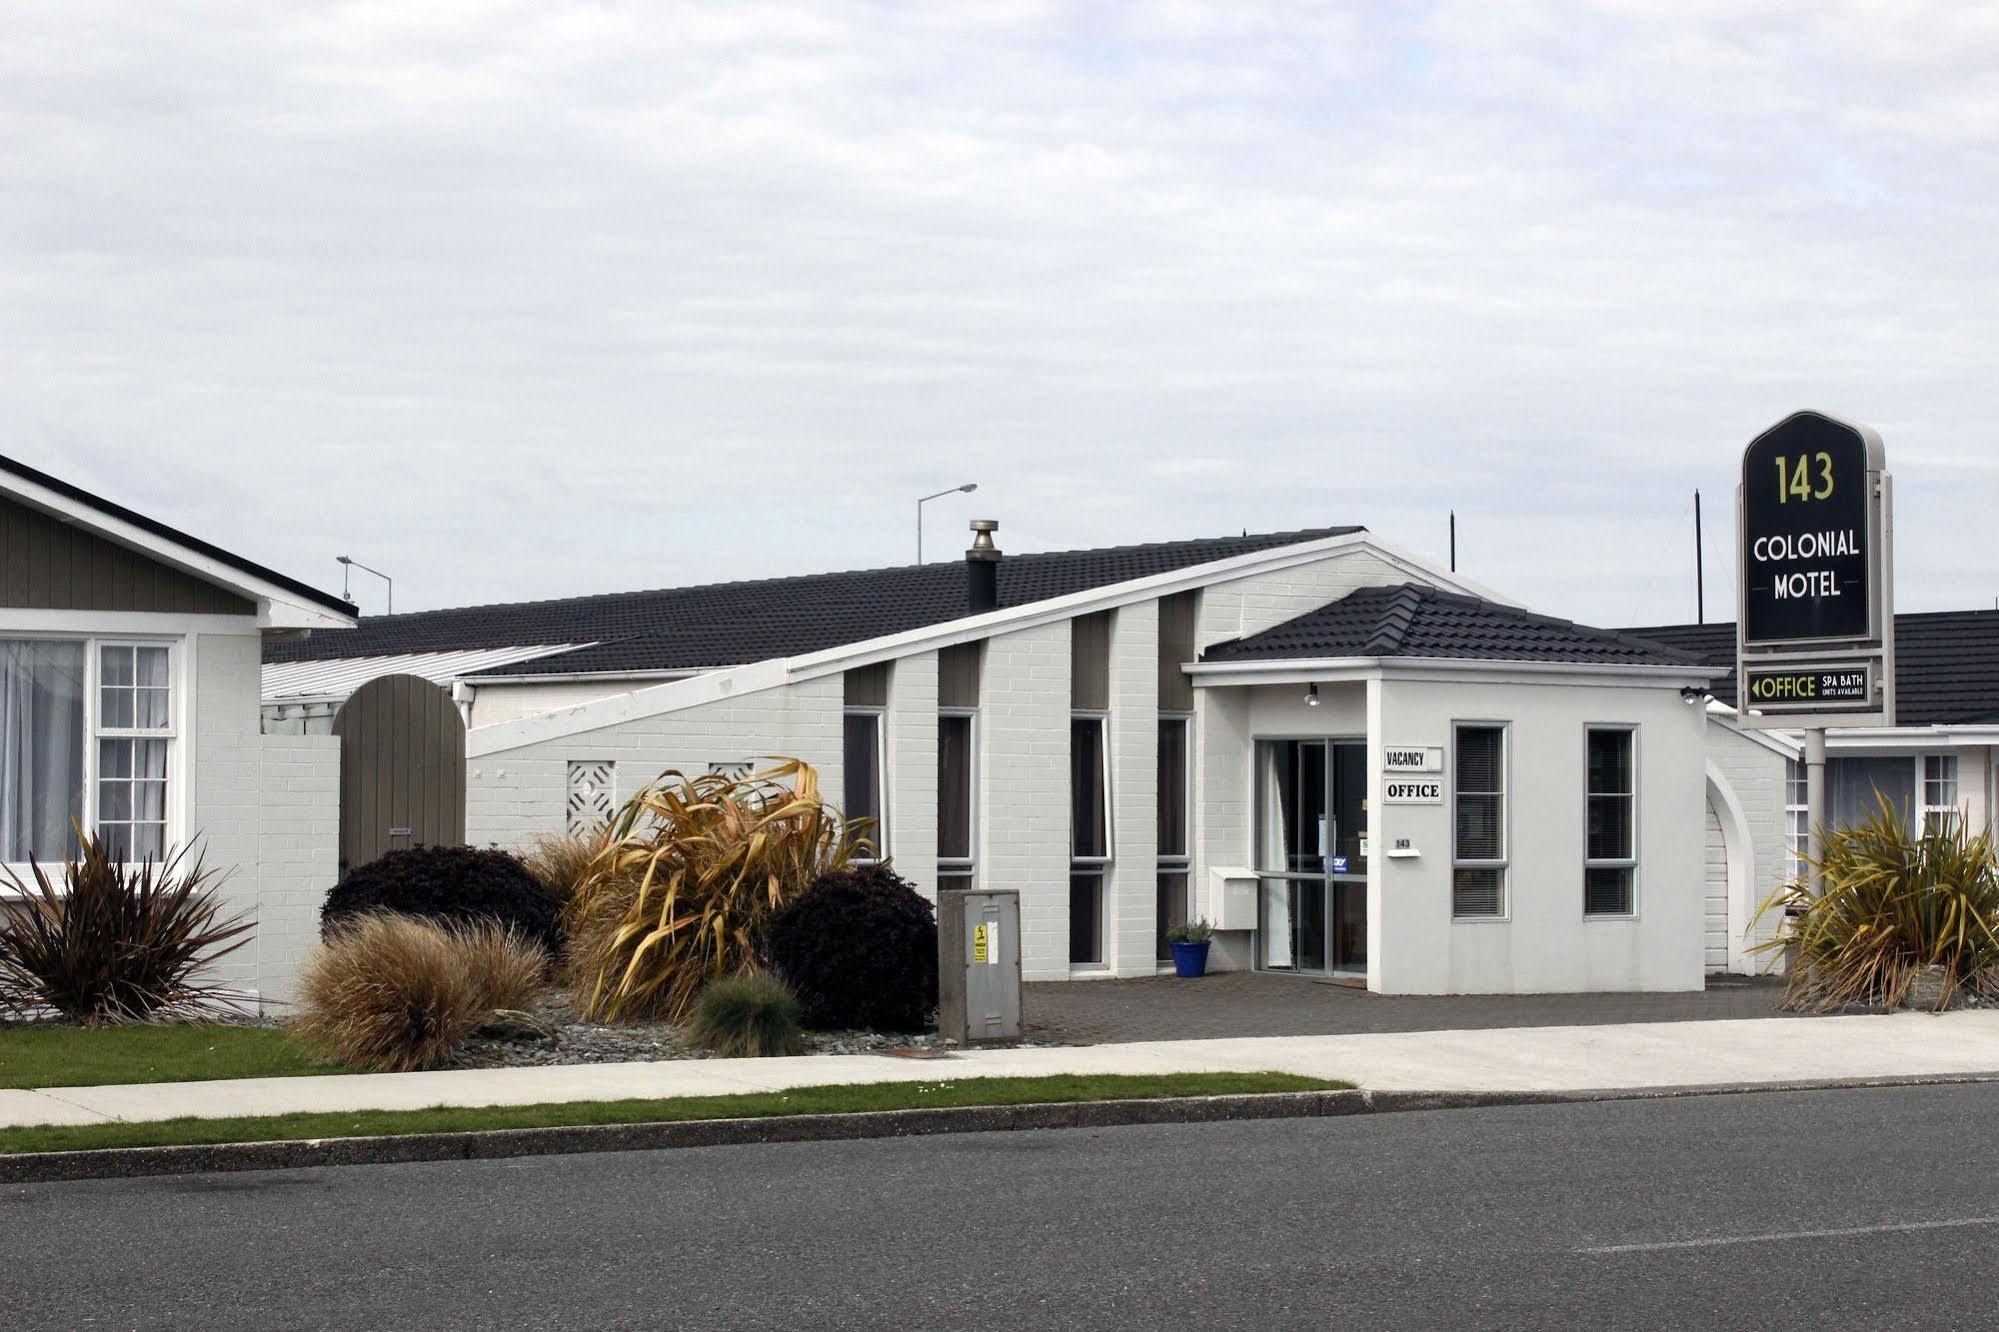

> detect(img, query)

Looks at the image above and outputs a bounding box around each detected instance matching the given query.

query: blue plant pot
[1170,939,1210,978]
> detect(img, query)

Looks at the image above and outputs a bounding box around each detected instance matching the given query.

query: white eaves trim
[467,532,1496,757]
[1185,655,1717,691]
[1703,702,1803,760]
[4,470,356,632]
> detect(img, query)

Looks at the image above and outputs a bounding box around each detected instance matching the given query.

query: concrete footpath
[7,1010,1999,1131]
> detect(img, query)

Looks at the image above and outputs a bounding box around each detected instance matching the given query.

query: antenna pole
[1694,489,1705,624]
[1449,510,1457,573]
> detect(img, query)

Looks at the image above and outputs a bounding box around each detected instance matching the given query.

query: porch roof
[1201,583,1706,669]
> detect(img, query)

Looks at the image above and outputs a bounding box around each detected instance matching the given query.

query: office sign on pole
[1735,409,1893,729]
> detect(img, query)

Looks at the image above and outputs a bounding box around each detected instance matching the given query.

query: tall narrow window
[938,711,975,890]
[95,643,174,864]
[1452,724,1507,917]
[1156,715,1191,960]
[843,710,885,863]
[1785,759,1809,882]
[1070,714,1110,965]
[1922,754,1960,835]
[1585,727,1638,917]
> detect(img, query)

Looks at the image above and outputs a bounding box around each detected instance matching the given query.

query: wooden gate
[332,674,466,875]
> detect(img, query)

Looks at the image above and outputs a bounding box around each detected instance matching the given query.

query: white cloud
[1,0,1992,622]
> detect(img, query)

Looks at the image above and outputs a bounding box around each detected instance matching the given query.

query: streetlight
[336,555,393,614]
[916,482,978,563]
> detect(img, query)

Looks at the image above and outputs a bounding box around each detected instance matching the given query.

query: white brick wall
[885,652,939,897]
[254,733,340,1003]
[466,673,845,850]
[189,632,340,1008]
[1109,600,1159,976]
[979,618,1072,980]
[191,633,267,996]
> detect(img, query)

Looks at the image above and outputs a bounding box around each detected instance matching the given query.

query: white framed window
[1,636,177,869]
[1452,723,1508,918]
[1069,712,1111,966]
[937,709,976,891]
[1785,758,1809,882]
[1585,726,1638,917]
[1156,713,1192,961]
[1922,754,1960,835]
[842,708,886,863]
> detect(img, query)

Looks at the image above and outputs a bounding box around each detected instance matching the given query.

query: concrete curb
[4,1073,1996,1185]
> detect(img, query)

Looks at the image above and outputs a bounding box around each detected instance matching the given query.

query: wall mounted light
[1305,683,1321,707]
[1680,685,1708,707]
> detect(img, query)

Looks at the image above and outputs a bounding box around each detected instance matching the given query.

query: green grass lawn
[0,1072,1348,1156]
[0,1023,336,1090]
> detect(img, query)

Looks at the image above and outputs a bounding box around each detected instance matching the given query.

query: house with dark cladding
[1,454,354,1005]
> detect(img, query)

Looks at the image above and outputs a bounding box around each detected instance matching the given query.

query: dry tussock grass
[293,913,546,1071]
[520,829,610,915]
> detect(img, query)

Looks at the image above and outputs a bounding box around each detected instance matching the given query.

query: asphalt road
[7,1084,1999,1330]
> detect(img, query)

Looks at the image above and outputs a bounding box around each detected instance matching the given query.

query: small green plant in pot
[1166,918,1215,979]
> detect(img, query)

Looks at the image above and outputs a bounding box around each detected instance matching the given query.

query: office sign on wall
[1384,778,1443,805]
[1735,409,1893,728]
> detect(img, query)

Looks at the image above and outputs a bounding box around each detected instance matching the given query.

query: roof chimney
[966,519,1000,614]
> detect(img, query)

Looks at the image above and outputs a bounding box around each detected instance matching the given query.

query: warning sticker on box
[972,922,999,965]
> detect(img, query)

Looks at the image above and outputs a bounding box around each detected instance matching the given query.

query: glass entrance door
[1255,738,1366,976]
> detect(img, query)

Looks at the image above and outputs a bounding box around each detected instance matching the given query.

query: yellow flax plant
[1753,794,1999,1012]
[565,758,871,1023]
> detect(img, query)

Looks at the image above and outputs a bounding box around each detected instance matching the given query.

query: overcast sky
[3,2,1993,626]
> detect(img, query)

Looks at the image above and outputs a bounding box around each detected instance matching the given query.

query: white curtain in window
[0,640,86,863]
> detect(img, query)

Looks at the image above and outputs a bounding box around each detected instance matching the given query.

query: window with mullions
[0,639,173,866]
[1585,727,1637,917]
[1785,759,1809,882]
[1453,724,1507,917]
[1922,755,1960,835]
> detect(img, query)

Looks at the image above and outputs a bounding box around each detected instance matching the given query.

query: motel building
[7,448,1989,1004]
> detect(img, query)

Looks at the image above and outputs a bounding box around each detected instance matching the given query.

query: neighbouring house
[270,519,1721,995]
[1621,612,1999,975]
[1,455,355,1006]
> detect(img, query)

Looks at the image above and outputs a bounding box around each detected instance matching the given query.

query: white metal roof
[261,644,586,704]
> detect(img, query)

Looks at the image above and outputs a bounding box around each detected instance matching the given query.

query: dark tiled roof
[265,527,1364,675]
[0,454,356,617]
[1622,611,1999,726]
[1202,584,1707,668]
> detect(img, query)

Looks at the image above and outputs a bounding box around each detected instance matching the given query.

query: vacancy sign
[1735,410,1894,728]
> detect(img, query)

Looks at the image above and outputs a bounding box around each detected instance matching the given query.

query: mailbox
[937,889,1021,1044]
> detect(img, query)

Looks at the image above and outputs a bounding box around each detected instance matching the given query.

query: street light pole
[336,555,394,614]
[916,482,978,563]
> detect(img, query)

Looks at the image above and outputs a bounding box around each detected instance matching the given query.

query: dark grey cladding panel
[0,496,255,616]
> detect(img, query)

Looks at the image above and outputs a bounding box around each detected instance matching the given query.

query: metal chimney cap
[967,518,1001,559]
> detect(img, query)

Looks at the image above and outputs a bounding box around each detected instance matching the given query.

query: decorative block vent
[567,760,617,834]
[707,760,754,780]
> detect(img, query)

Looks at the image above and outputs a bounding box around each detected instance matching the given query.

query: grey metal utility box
[937,889,1021,1044]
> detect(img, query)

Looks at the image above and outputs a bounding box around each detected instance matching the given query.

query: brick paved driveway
[1023,971,1800,1044]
